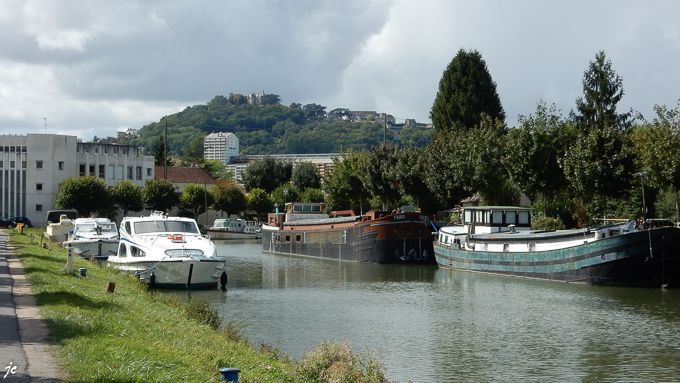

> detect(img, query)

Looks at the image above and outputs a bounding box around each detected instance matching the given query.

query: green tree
[300,187,325,203]
[303,103,327,119]
[504,101,575,215]
[55,175,112,218]
[361,145,401,210]
[430,48,505,133]
[180,183,215,219]
[153,134,175,167]
[291,161,321,190]
[560,125,635,219]
[271,185,300,207]
[110,180,143,217]
[422,132,469,207]
[458,115,516,205]
[242,157,292,193]
[575,50,632,131]
[390,146,432,208]
[260,94,281,105]
[202,159,233,180]
[142,178,180,212]
[635,101,680,221]
[323,149,371,212]
[180,134,206,167]
[248,188,274,221]
[212,179,248,217]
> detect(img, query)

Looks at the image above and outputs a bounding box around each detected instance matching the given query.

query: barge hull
[434,227,680,287]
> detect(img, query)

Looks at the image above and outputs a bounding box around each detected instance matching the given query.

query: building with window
[204,132,239,164]
[0,134,154,226]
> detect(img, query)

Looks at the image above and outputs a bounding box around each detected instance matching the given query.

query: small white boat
[63,218,119,259]
[108,212,227,289]
[205,218,262,240]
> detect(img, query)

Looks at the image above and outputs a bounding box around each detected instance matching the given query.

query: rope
[81,257,167,279]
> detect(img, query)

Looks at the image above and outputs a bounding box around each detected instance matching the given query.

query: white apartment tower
[204,132,239,164]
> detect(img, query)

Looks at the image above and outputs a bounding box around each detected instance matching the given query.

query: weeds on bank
[8,228,394,383]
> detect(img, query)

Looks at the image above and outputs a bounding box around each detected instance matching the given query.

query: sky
[1,0,679,141]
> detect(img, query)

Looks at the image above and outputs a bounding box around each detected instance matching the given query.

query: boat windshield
[75,223,117,234]
[133,220,199,234]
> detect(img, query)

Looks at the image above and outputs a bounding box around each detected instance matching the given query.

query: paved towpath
[0,231,61,382]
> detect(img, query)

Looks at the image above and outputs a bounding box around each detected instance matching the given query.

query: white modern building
[0,133,155,226]
[204,132,239,164]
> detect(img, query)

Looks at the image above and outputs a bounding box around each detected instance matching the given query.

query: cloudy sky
[1,0,679,140]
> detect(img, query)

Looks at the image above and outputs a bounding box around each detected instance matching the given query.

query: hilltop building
[0,133,154,226]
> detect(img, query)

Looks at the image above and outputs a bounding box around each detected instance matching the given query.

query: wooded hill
[105,94,432,157]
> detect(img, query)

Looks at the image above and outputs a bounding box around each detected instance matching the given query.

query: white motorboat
[63,218,119,259]
[205,218,262,240]
[108,211,227,289]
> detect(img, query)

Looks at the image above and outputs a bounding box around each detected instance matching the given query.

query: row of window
[463,210,531,225]
[0,146,27,153]
[78,164,152,180]
[0,160,65,169]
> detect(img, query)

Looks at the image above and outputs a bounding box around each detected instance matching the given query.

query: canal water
[183,242,680,382]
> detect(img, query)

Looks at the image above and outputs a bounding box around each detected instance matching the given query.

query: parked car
[0,217,10,228]
[9,217,32,228]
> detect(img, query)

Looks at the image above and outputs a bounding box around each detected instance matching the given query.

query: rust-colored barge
[262,203,436,264]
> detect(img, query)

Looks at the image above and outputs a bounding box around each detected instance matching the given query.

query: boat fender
[220,271,228,290]
[149,272,156,287]
[422,249,428,260]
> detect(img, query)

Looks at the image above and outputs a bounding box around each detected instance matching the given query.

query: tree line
[73,49,680,229]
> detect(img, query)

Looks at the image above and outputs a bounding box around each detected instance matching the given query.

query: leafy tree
[300,187,325,203]
[457,115,516,205]
[242,157,292,193]
[422,132,469,207]
[202,159,233,180]
[179,183,215,219]
[270,185,300,207]
[360,145,401,210]
[575,50,632,131]
[55,175,112,218]
[142,178,180,212]
[111,179,143,217]
[559,125,635,219]
[260,94,281,105]
[291,161,321,190]
[212,179,248,217]
[303,103,327,119]
[430,49,505,133]
[635,101,680,221]
[504,101,575,215]
[153,134,175,167]
[289,102,302,109]
[323,149,371,212]
[180,134,206,166]
[248,188,274,221]
[390,146,432,208]
[228,94,248,106]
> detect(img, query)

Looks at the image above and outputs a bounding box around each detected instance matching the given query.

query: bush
[295,340,388,383]
[532,216,566,231]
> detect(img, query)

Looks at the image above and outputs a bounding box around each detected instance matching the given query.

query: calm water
[182,242,680,382]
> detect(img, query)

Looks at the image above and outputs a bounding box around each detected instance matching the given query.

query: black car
[9,217,32,228]
[0,217,10,228]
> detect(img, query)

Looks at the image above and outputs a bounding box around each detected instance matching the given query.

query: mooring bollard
[79,268,87,277]
[218,368,240,382]
[106,282,116,293]
[67,248,74,274]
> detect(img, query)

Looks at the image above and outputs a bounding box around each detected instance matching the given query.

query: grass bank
[8,228,391,383]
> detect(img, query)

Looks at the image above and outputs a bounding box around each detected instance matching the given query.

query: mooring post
[67,248,74,274]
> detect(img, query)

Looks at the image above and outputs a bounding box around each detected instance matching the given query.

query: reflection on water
[180,243,680,382]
